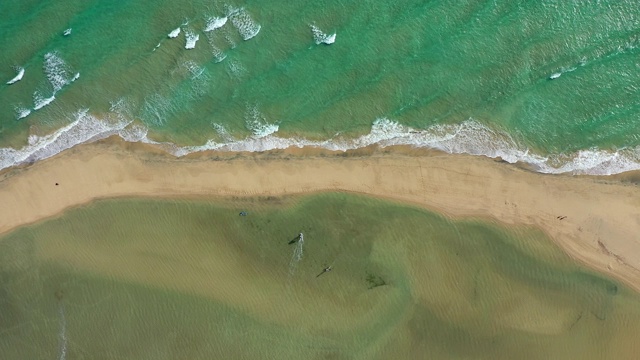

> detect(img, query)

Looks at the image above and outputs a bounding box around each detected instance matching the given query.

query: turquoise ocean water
[1,0,640,174]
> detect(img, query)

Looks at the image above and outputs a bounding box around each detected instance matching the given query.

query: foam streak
[310,24,336,45]
[168,27,181,38]
[205,16,227,32]
[57,304,67,360]
[228,8,260,40]
[3,115,640,176]
[185,30,199,49]
[6,67,24,85]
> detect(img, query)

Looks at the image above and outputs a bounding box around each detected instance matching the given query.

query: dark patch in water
[365,273,387,289]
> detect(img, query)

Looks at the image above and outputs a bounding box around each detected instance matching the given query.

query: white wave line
[288,233,304,277]
[3,114,640,176]
[57,304,67,360]
[6,67,24,85]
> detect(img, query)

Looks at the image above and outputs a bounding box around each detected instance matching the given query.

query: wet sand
[1,137,640,293]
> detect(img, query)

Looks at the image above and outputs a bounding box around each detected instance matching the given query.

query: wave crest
[185,30,199,49]
[310,24,336,45]
[244,105,279,138]
[205,16,227,32]
[228,7,260,41]
[6,67,24,85]
[2,113,640,176]
[165,118,640,175]
[168,27,181,38]
[44,52,73,92]
[0,109,131,171]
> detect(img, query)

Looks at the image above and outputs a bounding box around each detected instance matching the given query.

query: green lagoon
[1,193,639,359]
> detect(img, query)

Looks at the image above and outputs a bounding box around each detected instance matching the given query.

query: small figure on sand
[557,215,567,220]
[316,265,332,278]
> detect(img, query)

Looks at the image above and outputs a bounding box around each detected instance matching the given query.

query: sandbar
[1,138,640,292]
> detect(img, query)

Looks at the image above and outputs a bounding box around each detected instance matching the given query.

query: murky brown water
[1,193,638,359]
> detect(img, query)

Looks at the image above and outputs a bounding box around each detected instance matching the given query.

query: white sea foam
[226,59,246,79]
[310,24,336,45]
[168,27,181,38]
[57,305,67,360]
[288,233,304,277]
[203,30,227,62]
[21,52,80,117]
[4,113,640,176]
[228,8,260,40]
[251,123,279,138]
[185,30,199,49]
[182,61,205,79]
[155,118,640,175]
[541,149,640,175]
[223,27,237,49]
[111,98,150,142]
[549,65,577,80]
[33,92,56,110]
[211,123,234,142]
[119,123,148,142]
[205,16,227,32]
[211,45,227,62]
[0,109,131,171]
[244,105,279,138]
[142,94,173,126]
[44,52,72,92]
[6,67,25,85]
[28,53,77,113]
[181,61,209,97]
[15,106,31,120]
[109,97,137,122]
[323,33,336,44]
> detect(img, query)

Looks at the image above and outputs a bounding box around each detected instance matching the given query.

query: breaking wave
[33,92,56,110]
[310,24,336,45]
[15,106,31,120]
[244,105,278,138]
[6,67,24,85]
[185,30,199,49]
[168,27,181,38]
[228,7,260,40]
[23,52,80,114]
[205,16,227,32]
[2,112,640,176]
[44,52,73,92]
[0,108,130,171]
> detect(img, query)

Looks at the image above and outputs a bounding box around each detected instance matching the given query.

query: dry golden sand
[1,138,640,293]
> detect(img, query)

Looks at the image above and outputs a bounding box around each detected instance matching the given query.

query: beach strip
[1,138,640,292]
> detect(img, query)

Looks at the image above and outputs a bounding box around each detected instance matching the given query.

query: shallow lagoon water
[1,193,639,359]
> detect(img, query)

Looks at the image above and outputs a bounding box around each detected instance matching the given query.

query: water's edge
[2,112,639,176]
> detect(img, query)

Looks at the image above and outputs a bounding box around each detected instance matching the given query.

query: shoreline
[4,115,640,176]
[2,137,640,292]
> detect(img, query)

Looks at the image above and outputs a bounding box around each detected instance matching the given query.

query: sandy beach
[1,138,640,293]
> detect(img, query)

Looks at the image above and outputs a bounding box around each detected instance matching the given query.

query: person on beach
[289,233,303,244]
[316,265,332,278]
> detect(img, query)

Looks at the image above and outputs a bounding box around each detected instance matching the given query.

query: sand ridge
[1,139,640,292]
